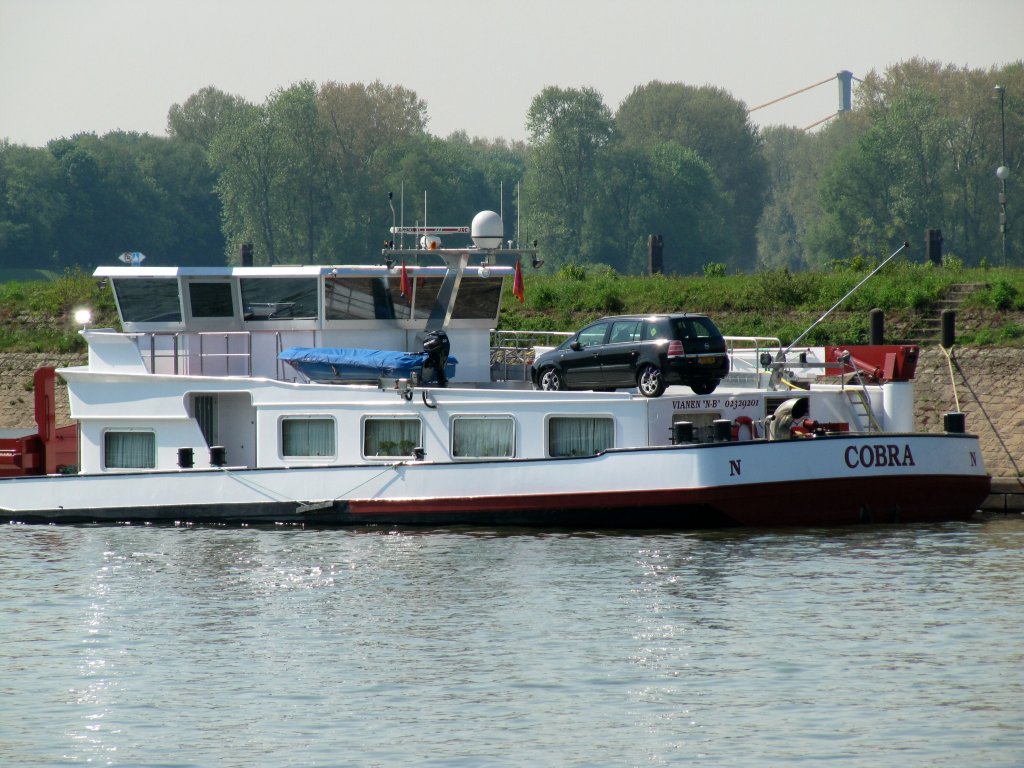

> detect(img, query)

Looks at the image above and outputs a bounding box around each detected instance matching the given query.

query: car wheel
[636,365,666,398]
[690,380,720,395]
[537,367,565,391]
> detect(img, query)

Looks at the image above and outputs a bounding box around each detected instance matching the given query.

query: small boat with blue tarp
[279,346,457,385]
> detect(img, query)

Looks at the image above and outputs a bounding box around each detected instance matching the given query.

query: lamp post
[995,85,1009,266]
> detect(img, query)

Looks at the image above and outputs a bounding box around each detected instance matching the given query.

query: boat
[1,211,990,527]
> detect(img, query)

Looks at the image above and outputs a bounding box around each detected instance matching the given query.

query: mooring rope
[331,464,401,502]
[940,344,962,413]
[216,462,401,509]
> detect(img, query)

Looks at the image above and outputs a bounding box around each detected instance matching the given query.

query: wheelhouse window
[240,277,318,321]
[112,279,182,323]
[363,417,421,458]
[410,277,443,320]
[188,281,235,318]
[104,431,156,469]
[325,277,397,320]
[451,416,515,458]
[451,277,503,319]
[547,416,614,458]
[281,417,336,458]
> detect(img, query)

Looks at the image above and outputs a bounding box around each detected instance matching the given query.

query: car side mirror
[570,341,582,351]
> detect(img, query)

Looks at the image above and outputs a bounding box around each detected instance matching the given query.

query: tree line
[0,58,1020,275]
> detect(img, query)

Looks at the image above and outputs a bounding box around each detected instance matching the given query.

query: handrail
[722,335,782,388]
[132,331,253,377]
[489,329,573,381]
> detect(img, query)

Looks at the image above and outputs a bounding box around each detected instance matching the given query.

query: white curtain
[282,418,335,457]
[364,419,421,457]
[105,432,156,468]
[548,417,614,457]
[452,417,514,458]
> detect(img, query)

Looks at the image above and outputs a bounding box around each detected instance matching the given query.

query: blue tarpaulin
[279,347,457,383]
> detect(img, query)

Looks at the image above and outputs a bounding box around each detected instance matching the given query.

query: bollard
[672,421,694,445]
[713,419,732,443]
[177,447,194,469]
[941,310,956,349]
[943,412,965,434]
[209,446,227,467]
[870,308,884,345]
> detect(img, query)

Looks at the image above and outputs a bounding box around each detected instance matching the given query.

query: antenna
[516,181,521,248]
[387,192,396,247]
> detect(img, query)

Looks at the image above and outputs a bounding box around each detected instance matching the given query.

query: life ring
[731,415,759,441]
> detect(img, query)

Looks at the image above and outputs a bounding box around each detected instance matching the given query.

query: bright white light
[477,265,491,278]
[74,308,92,325]
[996,165,1010,180]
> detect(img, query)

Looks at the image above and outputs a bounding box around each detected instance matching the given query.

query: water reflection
[1,520,1022,766]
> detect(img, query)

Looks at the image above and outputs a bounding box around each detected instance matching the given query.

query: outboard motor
[423,330,450,387]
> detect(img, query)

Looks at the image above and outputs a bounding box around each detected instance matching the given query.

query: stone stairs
[899,283,986,345]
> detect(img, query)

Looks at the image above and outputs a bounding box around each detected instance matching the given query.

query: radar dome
[471,211,503,250]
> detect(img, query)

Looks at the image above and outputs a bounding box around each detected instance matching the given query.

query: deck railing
[489,330,574,381]
[134,332,253,377]
[722,336,783,388]
[129,328,787,388]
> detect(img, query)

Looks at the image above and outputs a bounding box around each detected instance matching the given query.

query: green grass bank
[3,263,1024,353]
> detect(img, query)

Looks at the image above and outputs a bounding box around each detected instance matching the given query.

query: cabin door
[191,392,257,468]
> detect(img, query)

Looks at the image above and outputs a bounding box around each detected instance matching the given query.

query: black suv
[531,314,729,397]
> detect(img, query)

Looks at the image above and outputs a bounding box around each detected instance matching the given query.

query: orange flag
[400,258,410,297]
[512,259,525,303]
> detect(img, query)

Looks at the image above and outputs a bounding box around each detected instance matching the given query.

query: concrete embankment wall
[912,346,1023,479]
[1,347,1021,480]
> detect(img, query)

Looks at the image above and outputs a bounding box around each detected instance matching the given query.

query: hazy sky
[2,0,1022,147]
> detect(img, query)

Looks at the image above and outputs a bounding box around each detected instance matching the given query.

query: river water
[2,519,1023,767]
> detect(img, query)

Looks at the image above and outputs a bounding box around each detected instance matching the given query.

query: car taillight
[667,340,683,357]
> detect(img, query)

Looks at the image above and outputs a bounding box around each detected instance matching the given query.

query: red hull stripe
[348,474,991,526]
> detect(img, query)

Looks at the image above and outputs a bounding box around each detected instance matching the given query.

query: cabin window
[112,279,182,323]
[363,417,421,458]
[281,417,336,458]
[451,277,503,319]
[188,281,235,318]
[547,417,614,458]
[451,416,515,458]
[324,277,396,320]
[104,431,156,469]
[240,277,318,321]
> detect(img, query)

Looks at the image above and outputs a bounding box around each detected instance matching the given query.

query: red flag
[512,259,525,303]
[400,258,410,298]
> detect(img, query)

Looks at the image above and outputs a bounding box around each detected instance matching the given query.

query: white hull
[3,433,989,527]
